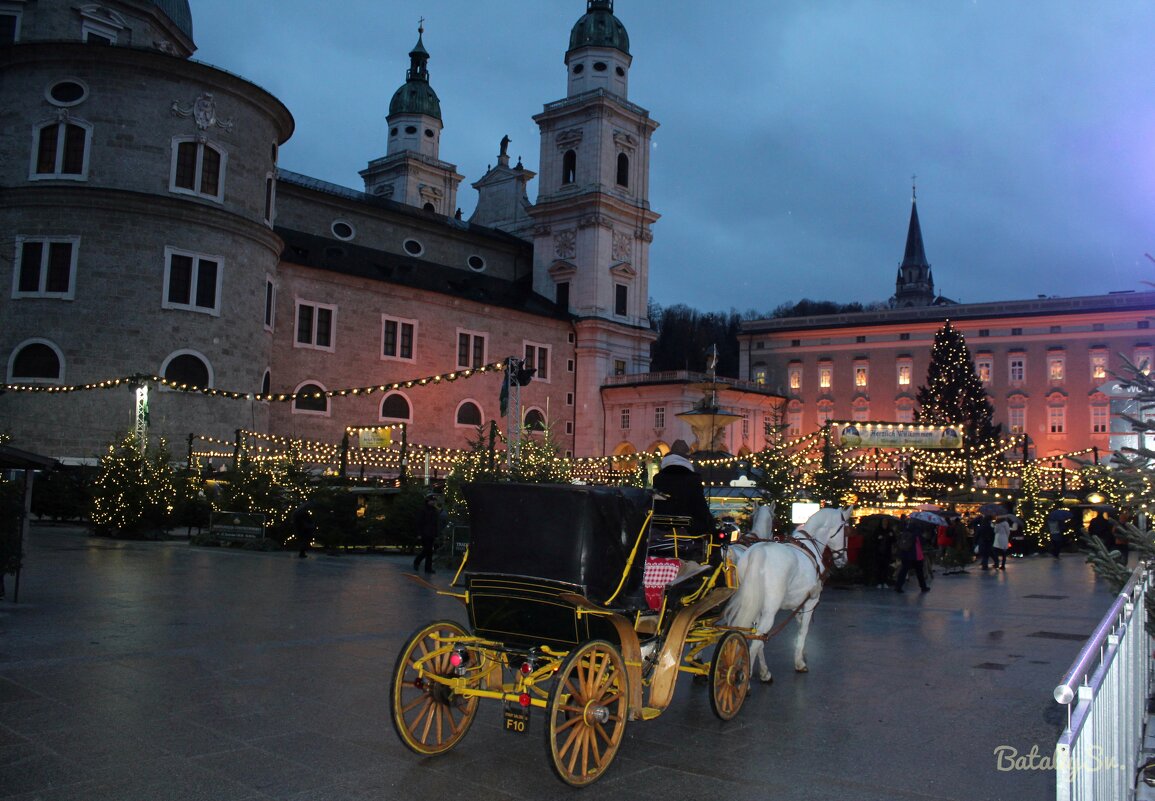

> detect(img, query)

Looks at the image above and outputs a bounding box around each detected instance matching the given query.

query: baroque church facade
[1,0,785,466]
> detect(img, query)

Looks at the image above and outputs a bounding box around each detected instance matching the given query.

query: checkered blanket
[643,557,682,610]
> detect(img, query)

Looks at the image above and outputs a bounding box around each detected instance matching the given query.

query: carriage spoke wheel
[391,620,479,755]
[545,640,628,787]
[708,630,750,721]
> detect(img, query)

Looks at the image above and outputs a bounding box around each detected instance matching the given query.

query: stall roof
[0,444,58,471]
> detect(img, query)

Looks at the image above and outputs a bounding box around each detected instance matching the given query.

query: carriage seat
[648,513,709,562]
[642,557,711,610]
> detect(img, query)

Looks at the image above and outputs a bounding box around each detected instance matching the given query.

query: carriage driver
[651,442,716,562]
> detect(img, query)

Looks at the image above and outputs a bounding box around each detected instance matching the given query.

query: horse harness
[745,517,849,642]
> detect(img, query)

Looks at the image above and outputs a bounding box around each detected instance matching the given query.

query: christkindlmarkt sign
[831,422,964,450]
[357,428,393,449]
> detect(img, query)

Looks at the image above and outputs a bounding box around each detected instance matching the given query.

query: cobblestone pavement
[0,526,1120,800]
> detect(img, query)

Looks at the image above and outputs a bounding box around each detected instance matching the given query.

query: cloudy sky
[190,1,1155,314]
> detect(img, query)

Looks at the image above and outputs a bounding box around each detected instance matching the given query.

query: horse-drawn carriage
[389,482,752,787]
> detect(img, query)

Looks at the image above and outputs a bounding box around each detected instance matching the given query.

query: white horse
[750,502,775,539]
[721,507,851,683]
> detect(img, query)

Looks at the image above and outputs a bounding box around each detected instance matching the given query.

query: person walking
[871,517,896,588]
[992,516,1010,570]
[291,500,316,559]
[974,514,995,570]
[894,518,929,593]
[413,493,440,574]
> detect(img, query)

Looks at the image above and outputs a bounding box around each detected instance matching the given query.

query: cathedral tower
[529,0,660,455]
[361,25,462,215]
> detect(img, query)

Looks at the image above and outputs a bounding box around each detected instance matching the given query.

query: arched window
[32,118,91,179]
[293,382,328,414]
[260,370,271,397]
[616,153,629,187]
[456,401,481,427]
[562,149,576,185]
[9,341,62,382]
[162,352,210,387]
[524,408,546,432]
[381,392,411,421]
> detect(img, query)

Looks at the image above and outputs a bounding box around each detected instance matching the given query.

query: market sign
[358,428,392,448]
[831,422,963,450]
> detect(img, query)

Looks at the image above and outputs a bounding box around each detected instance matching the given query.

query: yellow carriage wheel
[391,620,480,755]
[708,630,750,721]
[545,639,628,787]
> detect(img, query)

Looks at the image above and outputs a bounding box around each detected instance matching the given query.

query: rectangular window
[1090,351,1107,380]
[978,329,990,337]
[854,364,868,388]
[856,335,866,343]
[818,363,832,389]
[1048,353,1065,382]
[1008,406,1025,434]
[613,359,626,376]
[1009,356,1025,384]
[895,405,914,423]
[456,330,486,369]
[787,409,802,436]
[1135,348,1153,376]
[897,361,912,387]
[1091,405,1108,434]
[899,332,910,341]
[791,339,801,348]
[163,247,221,314]
[567,359,575,372]
[620,408,630,430]
[13,237,78,299]
[976,357,992,386]
[0,13,19,44]
[295,300,335,350]
[556,281,570,310]
[263,176,275,223]
[655,406,665,428]
[1048,405,1066,434]
[1011,327,1023,336]
[523,343,550,381]
[788,365,802,391]
[742,413,750,438]
[383,316,417,361]
[566,392,574,406]
[614,283,628,316]
[264,278,275,330]
[32,121,89,179]
[171,139,225,201]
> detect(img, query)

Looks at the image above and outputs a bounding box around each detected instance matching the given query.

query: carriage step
[640,707,662,720]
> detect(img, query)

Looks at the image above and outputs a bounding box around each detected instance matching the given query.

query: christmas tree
[913,321,1001,488]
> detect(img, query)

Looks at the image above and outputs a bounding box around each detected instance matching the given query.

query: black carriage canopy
[461,482,653,606]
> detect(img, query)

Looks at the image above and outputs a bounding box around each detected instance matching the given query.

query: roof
[276,228,569,320]
[151,0,193,40]
[0,444,58,471]
[568,0,630,55]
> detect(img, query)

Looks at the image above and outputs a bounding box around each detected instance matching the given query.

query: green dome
[389,82,442,120]
[152,0,193,39]
[388,31,442,120]
[568,0,629,55]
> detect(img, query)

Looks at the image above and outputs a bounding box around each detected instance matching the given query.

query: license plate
[503,703,530,734]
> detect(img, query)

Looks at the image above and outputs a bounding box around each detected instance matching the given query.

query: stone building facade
[1,0,755,466]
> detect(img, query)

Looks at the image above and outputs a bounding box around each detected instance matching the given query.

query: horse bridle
[790,517,849,583]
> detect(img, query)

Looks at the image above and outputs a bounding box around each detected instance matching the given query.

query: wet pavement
[0,526,1121,800]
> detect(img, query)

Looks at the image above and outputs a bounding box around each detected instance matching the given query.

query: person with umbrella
[992,515,1010,570]
[974,514,996,570]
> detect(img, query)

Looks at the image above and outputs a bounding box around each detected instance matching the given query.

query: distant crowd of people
[858,505,1130,591]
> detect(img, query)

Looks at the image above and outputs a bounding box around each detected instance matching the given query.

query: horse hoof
[760,675,774,684]
[795,666,809,673]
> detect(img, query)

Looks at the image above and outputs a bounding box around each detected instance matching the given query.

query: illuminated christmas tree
[913,321,1000,490]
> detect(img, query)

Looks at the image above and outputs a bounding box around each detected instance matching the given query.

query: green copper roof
[152,0,193,39]
[389,31,442,120]
[568,0,629,55]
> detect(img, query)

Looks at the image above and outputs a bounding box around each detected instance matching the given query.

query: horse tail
[721,546,765,628]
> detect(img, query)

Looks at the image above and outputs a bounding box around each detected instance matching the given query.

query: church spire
[891,179,936,307]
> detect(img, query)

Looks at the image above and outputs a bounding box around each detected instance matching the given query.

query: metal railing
[1054,565,1151,801]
